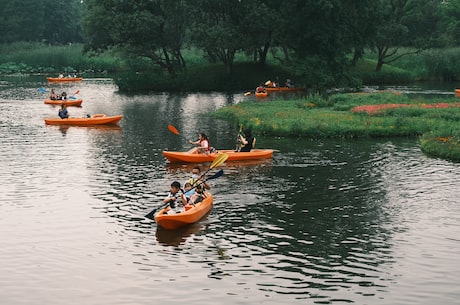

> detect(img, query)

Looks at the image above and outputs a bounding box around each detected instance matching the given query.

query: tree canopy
[1,0,458,87]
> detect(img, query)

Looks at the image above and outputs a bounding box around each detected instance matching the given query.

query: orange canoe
[155,193,213,229]
[44,114,122,126]
[163,149,273,163]
[455,89,460,96]
[255,91,268,98]
[44,99,83,107]
[47,77,83,82]
[265,87,303,92]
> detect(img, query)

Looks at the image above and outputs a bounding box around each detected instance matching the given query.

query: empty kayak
[44,114,122,126]
[47,77,83,82]
[44,99,83,107]
[154,193,213,230]
[163,149,273,163]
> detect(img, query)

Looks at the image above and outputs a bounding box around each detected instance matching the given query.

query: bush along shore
[212,92,460,161]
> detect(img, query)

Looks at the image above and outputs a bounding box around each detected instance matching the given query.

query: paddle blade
[74,90,80,95]
[168,124,180,135]
[208,169,224,180]
[38,88,47,93]
[145,203,168,220]
[210,153,228,169]
[244,91,251,96]
[265,80,271,85]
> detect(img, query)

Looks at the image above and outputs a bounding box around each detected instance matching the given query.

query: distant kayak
[44,99,82,107]
[255,91,268,98]
[265,87,303,92]
[163,149,274,163]
[47,77,83,82]
[44,114,122,126]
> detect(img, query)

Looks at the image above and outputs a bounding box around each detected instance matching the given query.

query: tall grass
[0,42,123,74]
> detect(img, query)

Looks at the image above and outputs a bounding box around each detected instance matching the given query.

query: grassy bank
[212,92,460,161]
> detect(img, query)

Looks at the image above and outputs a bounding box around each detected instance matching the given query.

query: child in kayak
[163,181,185,214]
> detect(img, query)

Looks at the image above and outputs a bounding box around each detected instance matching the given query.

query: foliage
[0,42,122,74]
[420,130,460,161]
[212,93,460,140]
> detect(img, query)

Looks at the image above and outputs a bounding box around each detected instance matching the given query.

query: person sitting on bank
[189,132,210,154]
[163,181,185,214]
[58,104,69,119]
[238,129,256,152]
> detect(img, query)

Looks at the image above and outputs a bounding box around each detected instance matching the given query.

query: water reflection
[1,77,460,305]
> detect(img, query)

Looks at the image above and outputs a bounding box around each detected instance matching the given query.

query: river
[0,76,459,305]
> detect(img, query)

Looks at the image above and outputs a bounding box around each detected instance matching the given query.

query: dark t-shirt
[240,136,254,152]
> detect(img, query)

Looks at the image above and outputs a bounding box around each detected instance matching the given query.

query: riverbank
[212,92,460,161]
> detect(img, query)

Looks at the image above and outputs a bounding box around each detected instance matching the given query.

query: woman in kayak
[189,132,210,154]
[238,129,255,152]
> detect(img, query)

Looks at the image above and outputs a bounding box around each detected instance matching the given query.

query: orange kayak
[44,99,82,107]
[255,91,268,98]
[155,193,213,229]
[47,77,83,82]
[265,87,303,92]
[455,89,460,96]
[44,114,122,126]
[163,149,273,163]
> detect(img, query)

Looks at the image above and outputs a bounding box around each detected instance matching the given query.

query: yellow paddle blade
[265,80,271,85]
[244,91,251,96]
[210,153,228,169]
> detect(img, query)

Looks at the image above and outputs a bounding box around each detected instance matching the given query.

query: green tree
[0,0,45,43]
[373,0,444,71]
[83,0,188,74]
[42,0,84,44]
[187,0,257,74]
[438,0,460,46]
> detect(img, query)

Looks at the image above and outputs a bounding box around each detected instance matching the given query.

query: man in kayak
[187,165,211,190]
[58,104,69,119]
[163,181,185,214]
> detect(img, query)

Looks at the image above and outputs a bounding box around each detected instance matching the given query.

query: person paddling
[238,129,255,152]
[58,103,69,119]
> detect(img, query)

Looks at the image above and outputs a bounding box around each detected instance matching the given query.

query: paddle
[69,90,80,100]
[167,124,191,142]
[193,153,228,186]
[144,169,225,220]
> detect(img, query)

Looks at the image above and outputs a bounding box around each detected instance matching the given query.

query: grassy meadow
[212,92,460,161]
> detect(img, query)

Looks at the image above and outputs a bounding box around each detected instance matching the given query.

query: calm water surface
[0,77,459,305]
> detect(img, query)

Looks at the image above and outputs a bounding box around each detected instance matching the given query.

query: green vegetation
[212,92,460,161]
[0,43,123,75]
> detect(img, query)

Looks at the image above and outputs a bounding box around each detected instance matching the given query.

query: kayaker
[60,91,68,100]
[49,89,59,100]
[256,84,266,93]
[187,165,211,190]
[181,182,195,204]
[163,181,185,214]
[238,129,256,152]
[189,132,210,154]
[58,104,69,119]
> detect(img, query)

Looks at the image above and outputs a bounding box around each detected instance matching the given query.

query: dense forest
[1,0,460,90]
